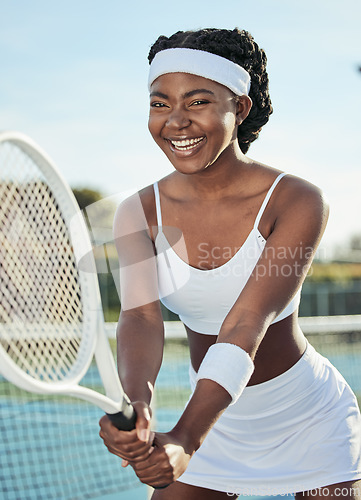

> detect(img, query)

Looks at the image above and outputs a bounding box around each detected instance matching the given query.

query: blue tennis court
[1,329,361,499]
[0,341,189,500]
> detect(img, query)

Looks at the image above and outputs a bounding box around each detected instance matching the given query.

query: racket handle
[107,399,137,431]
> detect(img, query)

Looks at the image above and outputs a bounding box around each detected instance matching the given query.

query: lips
[168,136,205,151]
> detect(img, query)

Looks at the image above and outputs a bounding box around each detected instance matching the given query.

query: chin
[169,160,211,175]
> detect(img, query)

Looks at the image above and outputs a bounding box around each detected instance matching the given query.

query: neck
[178,142,252,200]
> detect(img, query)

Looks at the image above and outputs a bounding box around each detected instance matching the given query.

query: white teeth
[170,137,204,149]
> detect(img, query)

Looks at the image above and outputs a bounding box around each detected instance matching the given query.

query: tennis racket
[0,131,136,431]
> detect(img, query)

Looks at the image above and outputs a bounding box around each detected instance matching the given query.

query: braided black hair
[148,28,272,154]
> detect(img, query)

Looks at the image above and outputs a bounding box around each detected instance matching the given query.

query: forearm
[117,310,164,405]
[172,339,255,455]
[171,378,232,455]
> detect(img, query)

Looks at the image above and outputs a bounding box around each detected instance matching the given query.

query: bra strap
[153,182,163,230]
[253,173,286,229]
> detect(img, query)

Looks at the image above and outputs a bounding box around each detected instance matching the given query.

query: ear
[235,95,252,125]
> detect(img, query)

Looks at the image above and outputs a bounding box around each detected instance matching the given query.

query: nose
[166,107,191,129]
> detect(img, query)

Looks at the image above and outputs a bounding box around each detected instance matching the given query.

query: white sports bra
[154,173,301,335]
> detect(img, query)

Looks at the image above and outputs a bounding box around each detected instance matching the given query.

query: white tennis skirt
[178,342,361,496]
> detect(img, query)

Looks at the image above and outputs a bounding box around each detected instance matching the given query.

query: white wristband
[196,343,254,405]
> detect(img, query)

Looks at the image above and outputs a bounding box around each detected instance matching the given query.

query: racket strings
[0,142,85,382]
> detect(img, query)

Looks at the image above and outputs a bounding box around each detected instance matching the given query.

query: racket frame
[0,131,134,419]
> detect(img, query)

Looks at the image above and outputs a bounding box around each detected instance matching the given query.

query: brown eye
[150,102,168,108]
[191,100,209,106]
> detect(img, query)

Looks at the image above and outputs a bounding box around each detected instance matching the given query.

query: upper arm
[113,192,161,317]
[112,192,164,398]
[220,176,329,348]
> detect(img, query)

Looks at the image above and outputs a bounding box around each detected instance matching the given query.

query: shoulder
[113,184,155,243]
[113,187,158,265]
[113,180,165,243]
[271,173,329,243]
[121,173,179,228]
[278,174,329,220]
[248,162,329,227]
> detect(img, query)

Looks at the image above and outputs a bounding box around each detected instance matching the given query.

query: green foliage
[307,262,361,283]
[72,188,103,211]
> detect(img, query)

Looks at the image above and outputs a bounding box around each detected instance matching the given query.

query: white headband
[148,48,251,96]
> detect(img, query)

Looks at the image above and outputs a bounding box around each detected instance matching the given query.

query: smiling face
[148,72,247,176]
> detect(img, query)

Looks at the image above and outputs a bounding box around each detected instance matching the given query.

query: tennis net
[1,316,360,499]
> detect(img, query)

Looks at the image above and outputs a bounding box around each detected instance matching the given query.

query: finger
[136,470,173,489]
[132,456,157,472]
[102,436,153,461]
[121,459,129,467]
[132,457,173,486]
[99,413,154,462]
[126,448,154,463]
[133,404,152,442]
[132,452,171,474]
[139,468,173,489]
[149,431,155,445]
[100,426,143,450]
[99,416,143,446]
[99,420,138,442]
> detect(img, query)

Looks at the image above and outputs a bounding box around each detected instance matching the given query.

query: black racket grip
[107,399,137,431]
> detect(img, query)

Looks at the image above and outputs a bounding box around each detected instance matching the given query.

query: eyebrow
[149,88,215,99]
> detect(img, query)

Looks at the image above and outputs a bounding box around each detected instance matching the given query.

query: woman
[99,28,361,499]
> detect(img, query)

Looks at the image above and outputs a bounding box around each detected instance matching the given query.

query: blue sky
[1,0,360,254]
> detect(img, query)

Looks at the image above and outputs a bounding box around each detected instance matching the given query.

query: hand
[99,401,154,465]
[132,431,193,488]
